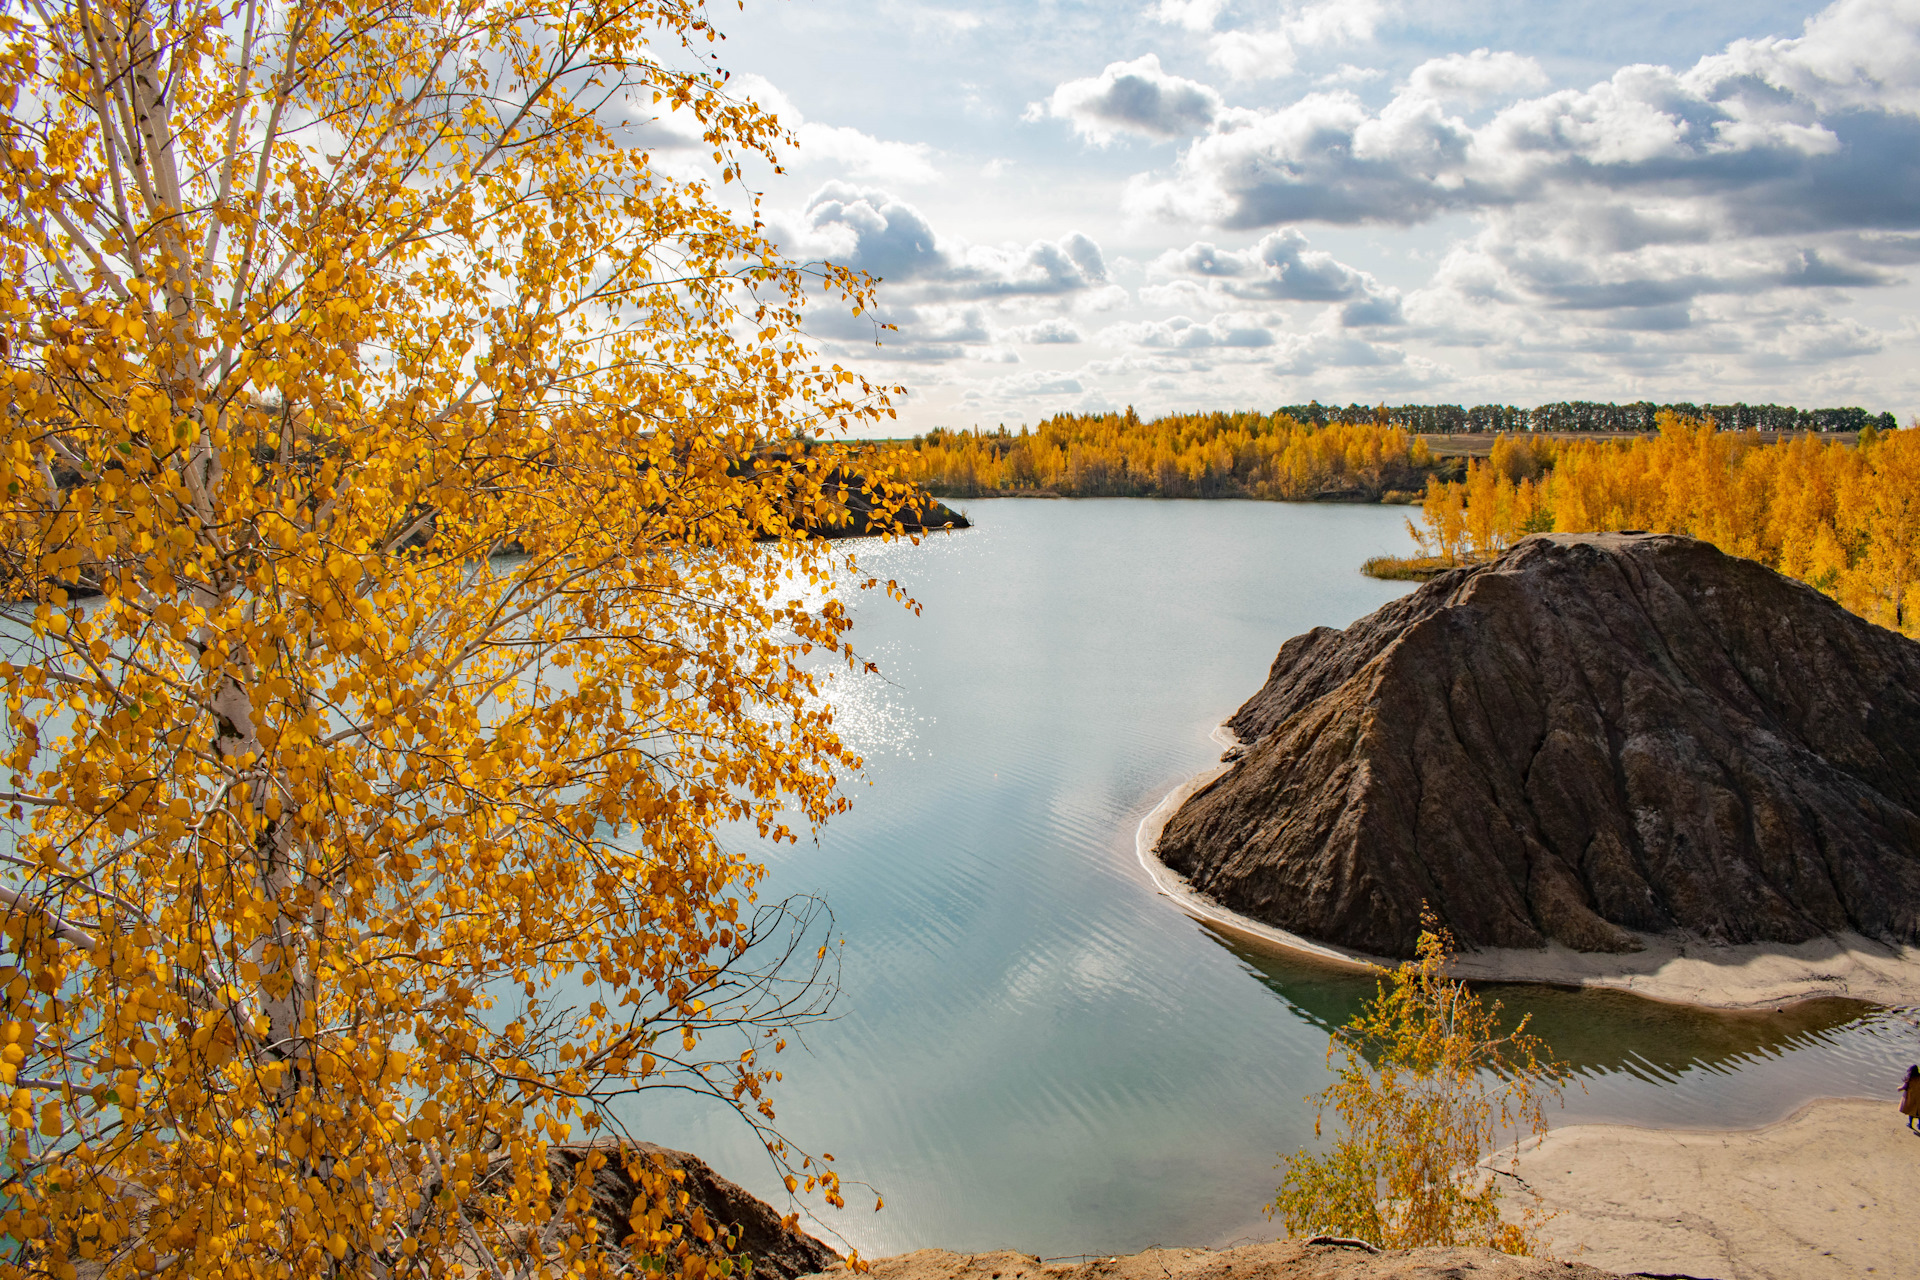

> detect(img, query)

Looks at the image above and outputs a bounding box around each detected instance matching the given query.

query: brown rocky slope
[1154,532,1920,958]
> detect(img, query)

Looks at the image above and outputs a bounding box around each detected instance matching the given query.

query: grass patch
[1362,554,1457,581]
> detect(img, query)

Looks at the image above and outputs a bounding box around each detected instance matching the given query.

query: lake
[628,498,1918,1259]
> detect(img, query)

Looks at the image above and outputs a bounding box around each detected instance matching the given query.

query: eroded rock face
[1154,533,1920,958]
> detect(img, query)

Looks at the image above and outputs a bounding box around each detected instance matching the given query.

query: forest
[1271,400,1893,434]
[1406,416,1919,639]
[876,409,1437,500]
[873,401,1899,502]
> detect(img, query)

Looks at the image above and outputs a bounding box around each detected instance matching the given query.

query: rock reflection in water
[1210,924,1919,1129]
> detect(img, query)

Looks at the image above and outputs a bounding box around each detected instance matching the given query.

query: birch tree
[0,0,902,1274]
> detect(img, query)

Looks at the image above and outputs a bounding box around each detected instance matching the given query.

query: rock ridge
[1154,532,1920,958]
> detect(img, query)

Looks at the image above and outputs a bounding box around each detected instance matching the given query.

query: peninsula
[1147,532,1920,1007]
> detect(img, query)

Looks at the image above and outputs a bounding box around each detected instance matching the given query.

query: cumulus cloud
[1406,49,1549,104]
[1270,328,1408,374]
[1100,313,1279,349]
[1406,203,1897,329]
[1126,90,1474,227]
[787,184,1111,300]
[730,75,939,184]
[1149,229,1405,324]
[1027,54,1222,144]
[1010,318,1086,344]
[776,186,1121,364]
[1127,0,1920,235]
[1386,206,1902,391]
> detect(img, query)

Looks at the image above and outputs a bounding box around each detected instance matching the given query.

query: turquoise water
[627,499,1920,1259]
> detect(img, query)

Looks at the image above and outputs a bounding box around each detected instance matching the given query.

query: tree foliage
[1408,414,1920,638]
[0,0,905,1275]
[1271,919,1563,1256]
[881,410,1433,500]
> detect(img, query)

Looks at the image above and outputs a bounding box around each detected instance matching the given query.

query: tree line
[1409,417,1919,638]
[880,409,1436,500]
[874,401,1903,504]
[1276,400,1897,434]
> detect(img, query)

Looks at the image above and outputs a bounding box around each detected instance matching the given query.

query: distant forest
[879,410,1432,501]
[873,401,1903,502]
[1277,400,1900,434]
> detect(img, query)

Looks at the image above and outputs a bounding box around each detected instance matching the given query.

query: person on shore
[1901,1065,1920,1132]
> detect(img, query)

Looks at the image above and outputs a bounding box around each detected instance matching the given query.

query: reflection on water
[617,499,1920,1259]
[1223,928,1917,1128]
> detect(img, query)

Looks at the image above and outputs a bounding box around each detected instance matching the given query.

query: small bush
[1360,554,1457,581]
[1270,914,1566,1254]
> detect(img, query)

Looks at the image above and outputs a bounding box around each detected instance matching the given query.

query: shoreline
[1135,728,1920,1010]
[819,1097,1914,1279]
[1502,1095,1917,1278]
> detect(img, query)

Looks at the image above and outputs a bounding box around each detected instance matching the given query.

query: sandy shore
[1498,1096,1917,1278]
[1135,736,1920,1009]
[815,1100,1915,1280]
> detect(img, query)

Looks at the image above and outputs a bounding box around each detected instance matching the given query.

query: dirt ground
[830,1242,1620,1280]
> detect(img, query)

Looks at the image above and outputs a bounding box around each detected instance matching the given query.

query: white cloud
[729,75,940,183]
[1270,327,1408,374]
[1128,0,1920,238]
[1149,0,1226,32]
[1406,49,1549,105]
[1318,64,1388,87]
[1149,229,1405,324]
[1100,313,1280,349]
[778,186,1122,364]
[1028,54,1223,144]
[794,124,940,184]
[785,184,1111,300]
[984,370,1088,398]
[734,0,1920,425]
[1406,202,1893,327]
[1010,318,1086,344]
[1125,89,1473,227]
[1209,30,1304,82]
[1207,0,1392,81]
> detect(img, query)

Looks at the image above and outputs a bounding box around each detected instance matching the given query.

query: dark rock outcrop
[812,470,969,538]
[1154,532,1920,958]
[527,1142,840,1279]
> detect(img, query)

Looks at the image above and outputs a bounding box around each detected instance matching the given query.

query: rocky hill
[1154,533,1920,958]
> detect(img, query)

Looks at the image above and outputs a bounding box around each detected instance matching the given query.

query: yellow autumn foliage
[0,0,902,1276]
[875,410,1433,499]
[1271,918,1563,1255]
[1410,416,1920,638]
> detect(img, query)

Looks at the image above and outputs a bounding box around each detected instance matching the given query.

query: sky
[654,0,1920,430]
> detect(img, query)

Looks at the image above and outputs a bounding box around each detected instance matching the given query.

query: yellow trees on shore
[1409,418,1920,638]
[877,411,1433,499]
[0,0,899,1276]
